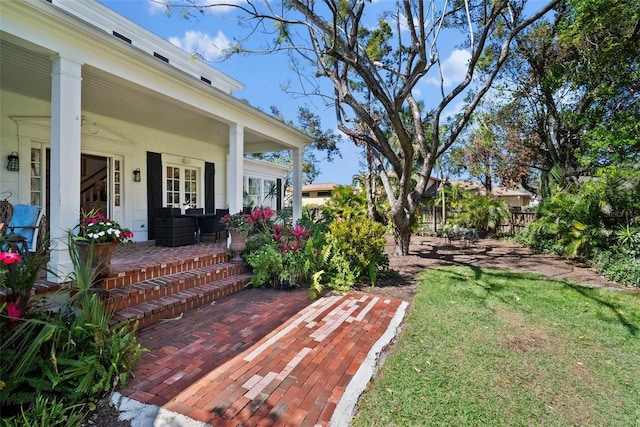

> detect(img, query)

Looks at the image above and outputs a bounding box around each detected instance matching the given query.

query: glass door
[164,165,199,209]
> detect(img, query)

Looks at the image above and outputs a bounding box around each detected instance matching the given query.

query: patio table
[183,213,216,244]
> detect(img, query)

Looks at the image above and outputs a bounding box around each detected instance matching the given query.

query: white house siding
[0,89,236,242]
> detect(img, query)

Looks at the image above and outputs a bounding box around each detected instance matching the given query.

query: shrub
[592,249,640,287]
[309,217,387,299]
[328,217,387,283]
[0,235,144,423]
[244,241,283,287]
[320,185,367,220]
[449,192,510,235]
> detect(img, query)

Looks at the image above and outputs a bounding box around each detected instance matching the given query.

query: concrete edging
[329,300,409,426]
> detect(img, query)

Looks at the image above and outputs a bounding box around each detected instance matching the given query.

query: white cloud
[147,0,168,15]
[148,0,241,15]
[169,30,231,61]
[425,49,471,88]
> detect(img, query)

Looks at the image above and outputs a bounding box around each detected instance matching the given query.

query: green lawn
[354,266,640,426]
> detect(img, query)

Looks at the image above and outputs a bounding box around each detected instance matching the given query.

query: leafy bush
[244,241,283,287]
[517,167,640,286]
[613,225,640,257]
[592,249,640,287]
[449,192,510,235]
[244,221,317,288]
[309,217,388,299]
[328,217,387,283]
[243,210,389,298]
[0,237,144,424]
[320,185,367,220]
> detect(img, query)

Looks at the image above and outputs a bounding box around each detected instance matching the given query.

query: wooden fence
[420,208,536,236]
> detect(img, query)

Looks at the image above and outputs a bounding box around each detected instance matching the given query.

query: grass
[354,266,640,426]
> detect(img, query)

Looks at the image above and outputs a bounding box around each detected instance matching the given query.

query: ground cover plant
[354,266,640,426]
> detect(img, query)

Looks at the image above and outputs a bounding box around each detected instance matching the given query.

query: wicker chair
[154,207,196,247]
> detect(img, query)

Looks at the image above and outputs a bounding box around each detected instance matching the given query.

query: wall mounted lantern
[133,168,141,182]
[7,152,19,172]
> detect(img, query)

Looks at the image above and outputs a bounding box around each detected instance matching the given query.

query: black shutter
[205,162,215,214]
[146,152,162,240]
[277,178,282,211]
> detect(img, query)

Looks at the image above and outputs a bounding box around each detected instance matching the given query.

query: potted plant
[74,209,134,278]
[220,211,251,262]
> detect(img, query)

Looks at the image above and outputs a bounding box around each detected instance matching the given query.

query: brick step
[111,273,252,330]
[106,262,247,312]
[100,251,230,291]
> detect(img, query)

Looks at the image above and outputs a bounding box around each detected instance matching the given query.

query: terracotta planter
[77,241,116,280]
[228,228,247,262]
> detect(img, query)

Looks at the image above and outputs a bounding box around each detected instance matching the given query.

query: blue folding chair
[3,204,44,257]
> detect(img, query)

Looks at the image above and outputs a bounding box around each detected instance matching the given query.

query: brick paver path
[121,288,407,426]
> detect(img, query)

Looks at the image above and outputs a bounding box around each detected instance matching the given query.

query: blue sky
[98,0,471,185]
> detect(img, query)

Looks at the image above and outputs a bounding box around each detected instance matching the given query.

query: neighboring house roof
[302,183,340,193]
[448,180,533,198]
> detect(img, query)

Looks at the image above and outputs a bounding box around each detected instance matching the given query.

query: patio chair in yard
[2,204,45,258]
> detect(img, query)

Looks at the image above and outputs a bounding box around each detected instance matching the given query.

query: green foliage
[0,234,50,299]
[592,249,640,287]
[243,212,390,299]
[0,235,144,422]
[244,241,283,287]
[518,168,640,285]
[1,395,84,427]
[321,185,367,221]
[613,225,640,257]
[326,217,387,285]
[521,168,640,260]
[448,191,510,235]
[244,220,320,289]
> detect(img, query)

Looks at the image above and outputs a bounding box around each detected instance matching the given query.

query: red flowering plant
[243,209,316,289]
[0,228,49,325]
[75,209,134,244]
[272,223,312,287]
[220,211,252,234]
[248,207,275,233]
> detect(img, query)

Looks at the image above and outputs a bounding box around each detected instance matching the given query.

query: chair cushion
[8,204,40,248]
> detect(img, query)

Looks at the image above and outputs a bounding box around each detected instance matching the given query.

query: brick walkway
[120,288,407,426]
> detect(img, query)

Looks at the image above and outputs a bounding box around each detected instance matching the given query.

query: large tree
[468,0,640,196]
[168,0,559,254]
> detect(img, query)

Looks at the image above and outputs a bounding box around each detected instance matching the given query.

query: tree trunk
[393,206,412,256]
[394,227,411,256]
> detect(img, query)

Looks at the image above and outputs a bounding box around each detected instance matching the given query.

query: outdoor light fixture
[7,152,19,172]
[133,168,141,182]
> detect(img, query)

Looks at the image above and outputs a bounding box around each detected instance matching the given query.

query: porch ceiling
[0,36,287,151]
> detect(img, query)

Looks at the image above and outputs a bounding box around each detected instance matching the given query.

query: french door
[164,165,199,209]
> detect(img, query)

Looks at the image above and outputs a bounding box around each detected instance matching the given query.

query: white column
[292,147,303,223]
[227,124,244,214]
[48,55,82,282]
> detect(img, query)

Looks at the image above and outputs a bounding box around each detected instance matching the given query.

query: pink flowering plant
[244,213,314,288]
[0,229,49,325]
[75,209,134,244]
[249,207,275,232]
[221,207,276,235]
[220,211,252,234]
